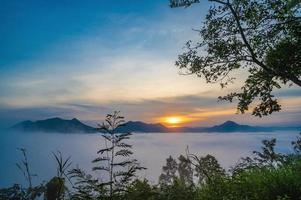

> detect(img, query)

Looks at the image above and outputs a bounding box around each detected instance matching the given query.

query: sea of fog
[0,130,300,187]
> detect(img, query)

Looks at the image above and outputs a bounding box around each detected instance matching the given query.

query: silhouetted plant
[68,112,145,200]
[159,156,178,186]
[0,148,44,200]
[69,167,107,200]
[45,151,72,200]
[159,151,225,187]
[253,138,285,167]
[231,138,285,175]
[45,177,65,200]
[0,183,44,200]
[292,132,301,154]
[178,155,193,186]
[91,111,146,199]
[158,178,196,200]
[16,148,37,189]
[0,184,26,200]
[53,151,72,179]
[124,179,158,200]
[190,154,225,185]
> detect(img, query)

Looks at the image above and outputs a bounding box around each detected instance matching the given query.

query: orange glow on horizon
[161,116,187,127]
[166,117,181,124]
[158,107,240,127]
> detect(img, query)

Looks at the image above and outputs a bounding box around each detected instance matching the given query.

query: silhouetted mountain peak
[41,117,63,122]
[12,118,97,133]
[71,118,81,123]
[205,120,259,132]
[126,121,164,127]
[117,121,168,133]
[220,121,239,127]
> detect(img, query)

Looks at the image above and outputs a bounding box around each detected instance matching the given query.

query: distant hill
[11,118,301,133]
[115,121,169,133]
[205,121,267,132]
[185,121,272,132]
[11,118,97,133]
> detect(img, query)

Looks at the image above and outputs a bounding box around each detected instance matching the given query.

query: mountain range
[11,118,96,133]
[11,117,301,133]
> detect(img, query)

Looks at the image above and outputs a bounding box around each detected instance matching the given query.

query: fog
[0,130,299,187]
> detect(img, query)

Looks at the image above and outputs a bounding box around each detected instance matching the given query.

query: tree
[292,132,301,154]
[170,0,301,116]
[177,155,193,185]
[158,154,196,200]
[159,156,178,186]
[252,138,284,166]
[231,138,285,175]
[69,167,107,200]
[124,179,158,200]
[190,154,225,184]
[91,111,145,199]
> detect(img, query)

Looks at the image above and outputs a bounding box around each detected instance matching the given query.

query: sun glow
[166,117,180,124]
[164,116,183,127]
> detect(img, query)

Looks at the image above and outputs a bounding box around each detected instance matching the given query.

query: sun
[166,117,180,124]
[164,116,182,127]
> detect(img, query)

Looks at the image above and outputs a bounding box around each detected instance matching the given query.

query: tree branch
[226,2,301,87]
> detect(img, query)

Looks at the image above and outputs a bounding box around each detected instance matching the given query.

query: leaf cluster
[171,0,301,116]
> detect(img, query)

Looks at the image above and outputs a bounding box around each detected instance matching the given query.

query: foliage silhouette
[170,0,301,116]
[45,152,72,200]
[16,148,37,189]
[159,156,178,186]
[0,149,44,200]
[69,111,146,200]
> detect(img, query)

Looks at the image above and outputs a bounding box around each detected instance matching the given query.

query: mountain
[11,118,169,133]
[196,121,270,132]
[116,121,169,133]
[11,118,300,133]
[207,121,261,132]
[11,118,97,133]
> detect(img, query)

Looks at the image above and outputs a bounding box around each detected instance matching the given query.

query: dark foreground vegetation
[1,112,301,200]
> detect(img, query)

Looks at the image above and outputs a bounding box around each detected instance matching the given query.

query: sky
[0,0,301,128]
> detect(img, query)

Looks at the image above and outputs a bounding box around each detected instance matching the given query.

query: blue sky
[0,0,300,128]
